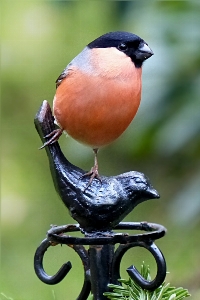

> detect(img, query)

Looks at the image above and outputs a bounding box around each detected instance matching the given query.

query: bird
[41,31,153,187]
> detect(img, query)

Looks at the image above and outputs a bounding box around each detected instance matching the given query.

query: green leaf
[103,262,190,300]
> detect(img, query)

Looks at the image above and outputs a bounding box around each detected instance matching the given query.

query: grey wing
[55,48,88,88]
[55,70,66,88]
[55,63,72,88]
[55,67,68,88]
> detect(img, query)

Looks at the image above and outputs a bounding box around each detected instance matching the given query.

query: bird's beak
[136,42,154,60]
[146,187,160,199]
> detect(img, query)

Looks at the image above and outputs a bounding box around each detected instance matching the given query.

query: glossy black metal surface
[34,222,167,299]
[34,237,91,300]
[34,238,72,285]
[34,101,167,299]
[34,101,160,234]
[112,241,166,290]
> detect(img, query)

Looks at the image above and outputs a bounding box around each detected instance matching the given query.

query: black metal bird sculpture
[35,100,159,234]
[34,101,167,299]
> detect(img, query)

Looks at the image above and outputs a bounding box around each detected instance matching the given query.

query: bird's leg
[39,129,63,149]
[81,148,102,190]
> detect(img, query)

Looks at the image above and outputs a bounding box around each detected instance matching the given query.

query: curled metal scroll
[34,222,167,298]
[34,238,72,285]
[34,234,91,300]
[112,241,166,290]
[127,242,166,290]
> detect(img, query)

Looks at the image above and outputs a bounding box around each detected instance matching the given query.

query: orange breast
[53,65,142,148]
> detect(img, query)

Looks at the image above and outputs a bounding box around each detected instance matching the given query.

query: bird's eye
[118,43,128,51]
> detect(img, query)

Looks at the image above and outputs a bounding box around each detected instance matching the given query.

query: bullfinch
[42,31,153,187]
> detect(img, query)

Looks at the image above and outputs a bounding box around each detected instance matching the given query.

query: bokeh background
[1,1,200,299]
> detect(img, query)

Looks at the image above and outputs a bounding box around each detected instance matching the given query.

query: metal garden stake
[34,100,167,300]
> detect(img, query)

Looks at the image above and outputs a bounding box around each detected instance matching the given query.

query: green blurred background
[1,1,200,299]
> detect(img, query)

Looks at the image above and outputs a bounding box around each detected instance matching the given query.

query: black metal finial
[34,100,167,299]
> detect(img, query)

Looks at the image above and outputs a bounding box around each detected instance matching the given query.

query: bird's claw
[39,129,63,149]
[81,165,102,191]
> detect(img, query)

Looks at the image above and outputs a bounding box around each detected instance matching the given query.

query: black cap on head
[88,31,153,68]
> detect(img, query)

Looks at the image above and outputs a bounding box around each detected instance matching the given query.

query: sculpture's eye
[134,177,145,184]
